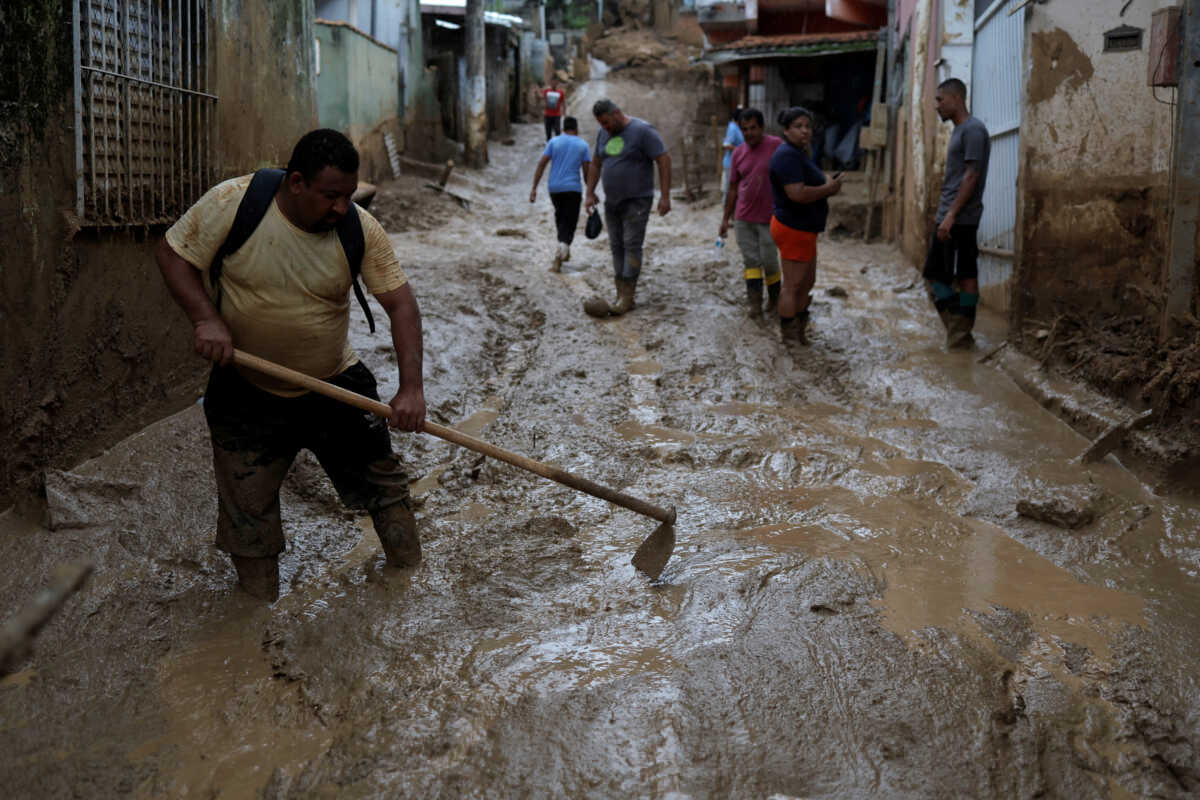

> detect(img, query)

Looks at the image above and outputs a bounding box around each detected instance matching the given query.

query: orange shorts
[770,217,818,263]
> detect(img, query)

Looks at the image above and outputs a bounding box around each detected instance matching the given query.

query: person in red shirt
[542,79,565,141]
[719,108,784,319]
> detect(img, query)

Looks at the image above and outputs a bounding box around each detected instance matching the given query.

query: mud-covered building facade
[886,0,1198,331]
[1,1,320,507]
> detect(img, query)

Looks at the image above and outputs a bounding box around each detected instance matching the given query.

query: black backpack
[208,168,376,333]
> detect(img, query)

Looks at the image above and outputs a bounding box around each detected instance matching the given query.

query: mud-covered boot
[611,278,636,315]
[946,313,975,349]
[746,283,764,319]
[765,282,780,315]
[371,500,421,567]
[779,314,798,345]
[562,243,571,263]
[551,243,564,273]
[231,555,280,601]
[795,309,811,345]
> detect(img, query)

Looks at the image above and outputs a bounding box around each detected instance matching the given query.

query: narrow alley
[2,1,1199,798]
[3,114,1198,797]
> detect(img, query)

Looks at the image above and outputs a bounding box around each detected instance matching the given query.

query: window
[73,0,217,226]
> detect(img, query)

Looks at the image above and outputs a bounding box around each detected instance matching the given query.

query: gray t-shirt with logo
[594,117,667,207]
[936,115,990,226]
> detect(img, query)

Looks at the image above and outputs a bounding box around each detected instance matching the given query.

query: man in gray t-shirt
[581,98,672,318]
[922,77,991,349]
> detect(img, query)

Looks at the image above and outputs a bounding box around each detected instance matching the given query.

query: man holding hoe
[156,129,426,601]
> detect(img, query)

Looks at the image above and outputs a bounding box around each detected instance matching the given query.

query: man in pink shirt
[718,108,784,319]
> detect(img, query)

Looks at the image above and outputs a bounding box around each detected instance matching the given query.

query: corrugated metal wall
[970,0,1023,311]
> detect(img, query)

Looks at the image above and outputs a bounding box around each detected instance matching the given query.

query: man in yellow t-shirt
[156,129,425,601]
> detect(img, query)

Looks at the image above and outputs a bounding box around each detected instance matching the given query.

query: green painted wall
[315,22,399,138]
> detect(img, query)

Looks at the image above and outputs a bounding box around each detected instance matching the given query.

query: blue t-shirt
[769,141,829,233]
[723,120,744,169]
[544,134,591,194]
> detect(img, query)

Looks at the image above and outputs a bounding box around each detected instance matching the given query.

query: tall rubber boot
[947,292,977,349]
[795,309,811,345]
[927,281,956,331]
[551,243,564,273]
[371,500,421,567]
[765,280,781,314]
[746,280,764,319]
[611,278,636,315]
[231,554,280,601]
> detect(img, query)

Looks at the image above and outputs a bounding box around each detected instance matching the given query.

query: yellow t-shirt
[165,175,408,396]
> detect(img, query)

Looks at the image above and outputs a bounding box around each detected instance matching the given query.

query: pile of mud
[1017,313,1200,462]
[590,25,704,74]
[369,178,469,233]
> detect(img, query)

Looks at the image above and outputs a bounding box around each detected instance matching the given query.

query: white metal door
[971,0,1024,312]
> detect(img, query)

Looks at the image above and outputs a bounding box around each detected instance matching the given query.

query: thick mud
[3,104,1200,798]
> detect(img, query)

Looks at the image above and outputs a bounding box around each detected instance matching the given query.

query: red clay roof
[710,29,878,52]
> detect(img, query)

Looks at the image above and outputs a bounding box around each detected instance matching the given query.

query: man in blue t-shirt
[582,98,671,317]
[530,116,591,272]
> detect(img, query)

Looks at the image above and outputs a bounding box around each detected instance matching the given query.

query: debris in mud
[891,280,916,293]
[583,296,612,318]
[827,286,848,299]
[1016,486,1105,530]
[1077,408,1155,464]
[370,178,468,233]
[494,228,528,239]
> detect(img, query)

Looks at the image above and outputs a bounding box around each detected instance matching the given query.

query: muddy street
[3,111,1199,799]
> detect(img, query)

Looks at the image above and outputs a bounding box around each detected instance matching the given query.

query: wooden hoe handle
[232,350,676,525]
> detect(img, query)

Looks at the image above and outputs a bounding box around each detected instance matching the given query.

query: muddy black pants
[604,196,653,281]
[203,362,411,559]
[550,191,582,245]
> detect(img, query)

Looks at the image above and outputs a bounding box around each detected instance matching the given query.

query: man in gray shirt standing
[923,77,990,348]
[582,98,672,317]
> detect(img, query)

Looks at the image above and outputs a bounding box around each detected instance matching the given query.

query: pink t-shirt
[729,134,783,224]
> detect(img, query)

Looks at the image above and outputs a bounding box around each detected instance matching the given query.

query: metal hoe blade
[631,518,676,581]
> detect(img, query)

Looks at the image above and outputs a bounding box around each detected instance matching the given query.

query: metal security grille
[73,0,216,225]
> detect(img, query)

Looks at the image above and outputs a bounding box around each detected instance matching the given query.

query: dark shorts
[203,362,410,558]
[922,224,979,283]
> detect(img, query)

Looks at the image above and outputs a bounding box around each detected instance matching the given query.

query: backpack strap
[336,203,376,334]
[210,168,286,293]
[209,167,375,334]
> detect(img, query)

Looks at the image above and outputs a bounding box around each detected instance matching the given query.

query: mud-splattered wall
[1016,5,1174,322]
[0,0,317,510]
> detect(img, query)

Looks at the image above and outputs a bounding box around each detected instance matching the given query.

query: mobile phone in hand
[832,171,843,180]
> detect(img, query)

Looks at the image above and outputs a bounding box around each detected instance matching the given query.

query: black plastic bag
[585,209,603,240]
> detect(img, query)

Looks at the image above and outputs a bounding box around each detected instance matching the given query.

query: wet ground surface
[3,106,1200,798]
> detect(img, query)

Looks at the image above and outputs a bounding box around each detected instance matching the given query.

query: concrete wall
[315,20,401,179]
[0,0,318,510]
[887,0,944,267]
[1015,1,1174,321]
